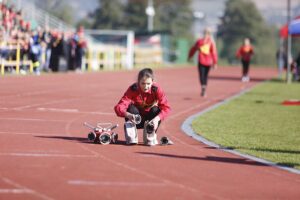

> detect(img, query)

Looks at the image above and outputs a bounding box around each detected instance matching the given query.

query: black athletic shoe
[201,88,206,97]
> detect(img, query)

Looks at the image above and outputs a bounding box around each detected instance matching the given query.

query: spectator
[49,31,64,72]
[0,1,88,75]
[0,28,9,60]
[67,26,87,72]
[276,47,287,78]
[19,32,30,74]
[41,27,52,72]
[67,32,77,71]
[294,52,300,81]
[29,30,42,75]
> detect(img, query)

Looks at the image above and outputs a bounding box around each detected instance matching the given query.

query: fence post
[16,44,20,74]
[30,61,33,73]
[87,49,92,71]
[1,60,4,75]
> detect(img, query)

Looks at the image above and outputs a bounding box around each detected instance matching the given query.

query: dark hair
[138,68,154,82]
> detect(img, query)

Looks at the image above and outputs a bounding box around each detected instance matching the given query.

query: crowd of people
[0,1,87,75]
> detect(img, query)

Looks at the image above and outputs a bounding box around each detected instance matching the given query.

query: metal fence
[10,0,73,31]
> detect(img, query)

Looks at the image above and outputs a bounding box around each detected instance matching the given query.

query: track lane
[0,66,299,200]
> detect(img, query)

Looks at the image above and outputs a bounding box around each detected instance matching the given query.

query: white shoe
[144,132,158,146]
[147,136,158,146]
[35,71,41,76]
[20,69,27,75]
[75,68,82,74]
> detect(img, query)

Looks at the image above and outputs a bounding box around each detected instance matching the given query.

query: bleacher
[0,0,74,75]
[1,0,165,75]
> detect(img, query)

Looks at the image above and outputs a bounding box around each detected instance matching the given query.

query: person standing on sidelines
[276,47,287,78]
[236,38,254,82]
[188,28,218,97]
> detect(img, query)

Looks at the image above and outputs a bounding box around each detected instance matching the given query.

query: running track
[0,66,299,200]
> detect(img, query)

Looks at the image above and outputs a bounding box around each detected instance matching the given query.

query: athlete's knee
[149,106,160,117]
[127,104,139,115]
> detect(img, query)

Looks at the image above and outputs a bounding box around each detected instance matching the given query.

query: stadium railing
[134,47,163,67]
[0,44,35,75]
[84,46,163,71]
[84,45,126,71]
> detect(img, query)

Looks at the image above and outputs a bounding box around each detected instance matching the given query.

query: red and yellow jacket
[114,83,170,120]
[236,45,254,62]
[188,37,218,67]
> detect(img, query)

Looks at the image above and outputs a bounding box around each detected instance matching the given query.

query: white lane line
[165,96,221,144]
[37,107,79,113]
[64,118,206,197]
[0,153,96,158]
[73,139,206,196]
[0,188,33,194]
[37,107,114,115]
[62,97,222,199]
[11,91,116,111]
[13,98,80,110]
[168,100,212,120]
[0,131,62,136]
[162,96,221,147]
[1,177,54,200]
[0,89,67,99]
[68,180,167,187]
[0,117,68,122]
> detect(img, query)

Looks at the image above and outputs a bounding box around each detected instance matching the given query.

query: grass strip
[192,79,300,169]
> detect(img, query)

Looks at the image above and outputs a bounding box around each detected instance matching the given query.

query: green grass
[192,79,300,169]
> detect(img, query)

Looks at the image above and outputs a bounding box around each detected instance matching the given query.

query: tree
[87,0,193,37]
[123,0,193,37]
[154,0,193,38]
[90,0,124,29]
[35,0,75,25]
[51,4,74,25]
[123,0,148,31]
[218,0,276,65]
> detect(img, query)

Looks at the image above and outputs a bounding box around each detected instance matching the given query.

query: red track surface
[0,66,299,200]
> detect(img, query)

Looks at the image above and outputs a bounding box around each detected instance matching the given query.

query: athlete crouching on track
[114,68,171,145]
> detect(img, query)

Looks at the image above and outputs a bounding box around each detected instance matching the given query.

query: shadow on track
[35,135,128,146]
[136,152,267,167]
[35,135,90,143]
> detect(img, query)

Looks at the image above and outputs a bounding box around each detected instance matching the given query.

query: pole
[17,0,21,10]
[16,44,20,74]
[146,0,155,32]
[148,0,153,32]
[286,0,292,83]
[126,31,134,69]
